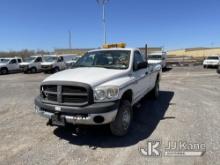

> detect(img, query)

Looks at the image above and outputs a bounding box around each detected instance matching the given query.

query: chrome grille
[41,83,92,107]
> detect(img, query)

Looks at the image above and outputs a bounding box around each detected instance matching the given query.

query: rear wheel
[54,67,60,73]
[31,67,37,73]
[1,68,8,75]
[110,100,132,136]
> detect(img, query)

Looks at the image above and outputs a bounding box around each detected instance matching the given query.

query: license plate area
[51,114,65,127]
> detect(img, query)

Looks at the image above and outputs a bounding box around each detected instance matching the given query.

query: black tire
[1,68,8,75]
[54,67,60,73]
[110,100,132,136]
[203,65,206,69]
[150,79,160,99]
[31,67,37,73]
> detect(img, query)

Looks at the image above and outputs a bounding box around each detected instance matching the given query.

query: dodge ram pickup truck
[35,47,161,136]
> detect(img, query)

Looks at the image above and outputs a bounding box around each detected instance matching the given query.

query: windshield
[148,55,162,60]
[0,59,10,63]
[207,56,219,60]
[43,56,57,62]
[75,50,130,69]
[24,57,36,62]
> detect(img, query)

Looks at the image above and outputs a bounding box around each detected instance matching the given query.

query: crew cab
[35,46,161,136]
[41,55,66,73]
[19,56,43,73]
[203,55,220,68]
[148,52,167,69]
[0,57,22,74]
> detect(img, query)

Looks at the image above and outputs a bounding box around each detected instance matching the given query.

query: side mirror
[137,62,148,70]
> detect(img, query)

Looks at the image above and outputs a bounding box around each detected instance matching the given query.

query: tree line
[0,49,50,59]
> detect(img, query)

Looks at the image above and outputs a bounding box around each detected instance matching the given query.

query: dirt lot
[0,66,219,165]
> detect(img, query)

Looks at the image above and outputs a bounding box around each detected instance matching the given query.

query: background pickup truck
[19,56,43,73]
[0,57,23,74]
[35,48,161,136]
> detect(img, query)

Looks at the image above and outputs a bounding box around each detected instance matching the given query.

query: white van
[148,52,167,68]
[19,55,43,73]
[41,55,66,73]
[203,55,220,68]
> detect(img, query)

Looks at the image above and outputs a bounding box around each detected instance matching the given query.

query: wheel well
[121,90,133,103]
[1,67,8,71]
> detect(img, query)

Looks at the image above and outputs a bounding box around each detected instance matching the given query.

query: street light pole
[97,0,109,45]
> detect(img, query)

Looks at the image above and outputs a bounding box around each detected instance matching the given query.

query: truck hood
[43,67,128,87]
[0,63,7,67]
[41,62,54,65]
[20,62,31,65]
[148,60,162,64]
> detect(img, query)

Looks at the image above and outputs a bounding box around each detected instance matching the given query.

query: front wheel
[31,67,37,73]
[150,79,160,99]
[54,67,60,73]
[110,100,132,136]
[1,68,8,75]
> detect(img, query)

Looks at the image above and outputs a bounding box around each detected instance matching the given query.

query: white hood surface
[0,63,7,67]
[43,67,128,87]
[41,62,55,65]
[20,62,31,65]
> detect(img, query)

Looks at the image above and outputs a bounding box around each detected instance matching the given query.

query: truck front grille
[41,82,93,107]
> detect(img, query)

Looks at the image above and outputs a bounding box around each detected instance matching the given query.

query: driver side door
[132,51,150,103]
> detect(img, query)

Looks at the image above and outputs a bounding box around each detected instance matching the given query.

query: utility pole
[97,0,109,45]
[68,30,72,49]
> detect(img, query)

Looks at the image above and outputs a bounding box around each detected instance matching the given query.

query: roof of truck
[88,48,139,52]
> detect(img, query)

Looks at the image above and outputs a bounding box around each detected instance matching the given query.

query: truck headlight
[94,86,119,101]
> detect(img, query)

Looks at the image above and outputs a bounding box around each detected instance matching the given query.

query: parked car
[60,54,81,68]
[203,55,220,68]
[35,44,161,136]
[0,57,22,74]
[19,55,43,73]
[41,55,66,73]
[148,52,167,69]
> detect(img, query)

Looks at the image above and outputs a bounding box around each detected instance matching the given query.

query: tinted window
[10,59,17,64]
[17,59,22,63]
[35,57,42,62]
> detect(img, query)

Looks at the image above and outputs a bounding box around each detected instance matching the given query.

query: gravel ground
[0,66,219,165]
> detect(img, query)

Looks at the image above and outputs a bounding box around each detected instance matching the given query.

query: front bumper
[41,66,53,71]
[19,66,29,71]
[35,96,119,125]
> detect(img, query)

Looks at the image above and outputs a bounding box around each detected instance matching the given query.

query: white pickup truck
[35,47,161,136]
[41,55,66,73]
[19,56,43,73]
[0,57,23,74]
